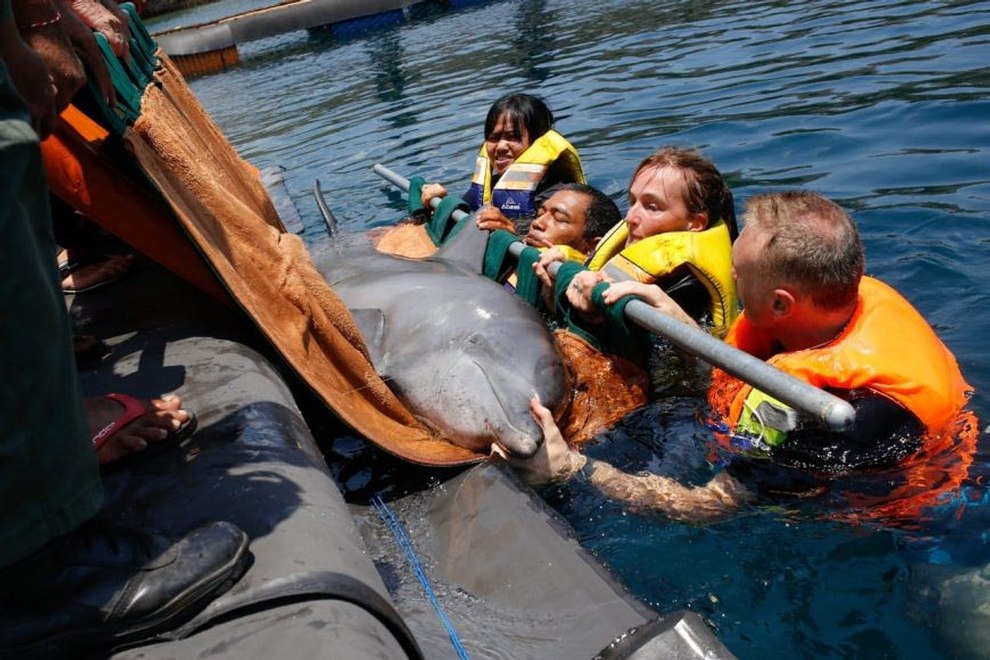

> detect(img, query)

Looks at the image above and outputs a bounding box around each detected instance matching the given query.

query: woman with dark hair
[422,93,586,234]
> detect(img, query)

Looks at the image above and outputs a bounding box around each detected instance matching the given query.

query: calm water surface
[152,0,990,656]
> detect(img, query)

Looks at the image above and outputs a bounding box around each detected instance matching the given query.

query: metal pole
[372,162,855,432]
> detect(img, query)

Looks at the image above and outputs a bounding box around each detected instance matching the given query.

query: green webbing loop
[406,177,471,245]
[120,2,159,73]
[75,6,158,138]
[120,36,152,89]
[482,230,516,281]
[432,196,470,244]
[589,282,642,359]
[407,176,427,215]
[441,214,468,242]
[552,262,600,349]
[82,79,128,136]
[477,233,544,307]
[513,245,543,307]
[92,32,142,126]
[550,261,645,357]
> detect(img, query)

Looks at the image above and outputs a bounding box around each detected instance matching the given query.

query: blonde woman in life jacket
[534,146,739,338]
[420,93,586,235]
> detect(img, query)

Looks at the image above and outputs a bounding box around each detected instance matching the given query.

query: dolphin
[310,185,565,458]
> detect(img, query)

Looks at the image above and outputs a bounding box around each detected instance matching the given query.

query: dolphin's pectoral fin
[349,308,388,372]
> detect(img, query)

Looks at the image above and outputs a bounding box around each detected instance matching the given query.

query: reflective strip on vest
[465,130,584,218]
[495,163,547,191]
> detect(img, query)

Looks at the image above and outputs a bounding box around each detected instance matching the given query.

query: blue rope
[373,494,470,660]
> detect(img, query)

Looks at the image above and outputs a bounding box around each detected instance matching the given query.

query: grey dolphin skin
[310,190,565,457]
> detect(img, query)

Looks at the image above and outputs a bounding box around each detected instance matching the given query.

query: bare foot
[61,253,133,292]
[84,393,191,464]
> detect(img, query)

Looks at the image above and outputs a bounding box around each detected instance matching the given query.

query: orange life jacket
[708,276,972,440]
[708,276,978,523]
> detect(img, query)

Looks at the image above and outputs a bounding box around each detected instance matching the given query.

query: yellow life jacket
[465,130,585,218]
[585,221,738,337]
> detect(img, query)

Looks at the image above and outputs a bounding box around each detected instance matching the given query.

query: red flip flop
[92,393,147,451]
[91,393,197,453]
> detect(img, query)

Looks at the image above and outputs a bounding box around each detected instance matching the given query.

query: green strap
[120,2,159,78]
[482,229,515,280]
[549,261,645,357]
[85,32,142,134]
[477,233,541,306]
[590,281,643,358]
[70,5,157,137]
[552,262,600,348]
[406,176,470,245]
[513,245,543,307]
[432,196,469,244]
[407,176,426,215]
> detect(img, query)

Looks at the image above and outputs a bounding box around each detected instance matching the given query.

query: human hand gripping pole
[371,162,856,433]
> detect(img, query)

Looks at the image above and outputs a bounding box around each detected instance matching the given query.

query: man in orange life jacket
[505,191,974,522]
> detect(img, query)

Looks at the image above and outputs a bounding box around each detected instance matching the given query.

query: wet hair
[484,94,554,143]
[631,146,738,239]
[545,182,621,240]
[743,191,865,310]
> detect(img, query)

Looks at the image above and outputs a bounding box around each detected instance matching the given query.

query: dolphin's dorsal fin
[313,178,340,237]
[349,308,387,373]
[435,214,489,274]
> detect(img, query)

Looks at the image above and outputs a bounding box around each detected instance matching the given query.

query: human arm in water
[419,181,514,233]
[531,249,604,320]
[497,399,754,523]
[420,182,448,208]
[474,205,515,233]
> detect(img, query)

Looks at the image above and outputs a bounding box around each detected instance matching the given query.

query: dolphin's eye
[460,332,488,352]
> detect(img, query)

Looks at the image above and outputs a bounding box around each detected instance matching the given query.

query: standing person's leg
[0,58,248,655]
[0,61,103,569]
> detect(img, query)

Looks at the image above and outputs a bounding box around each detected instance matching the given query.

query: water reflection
[366,32,420,130]
[367,33,405,102]
[511,0,558,83]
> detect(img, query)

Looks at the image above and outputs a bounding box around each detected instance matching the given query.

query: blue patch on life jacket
[492,189,533,218]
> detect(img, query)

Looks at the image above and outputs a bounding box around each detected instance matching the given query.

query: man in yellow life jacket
[507,191,975,523]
